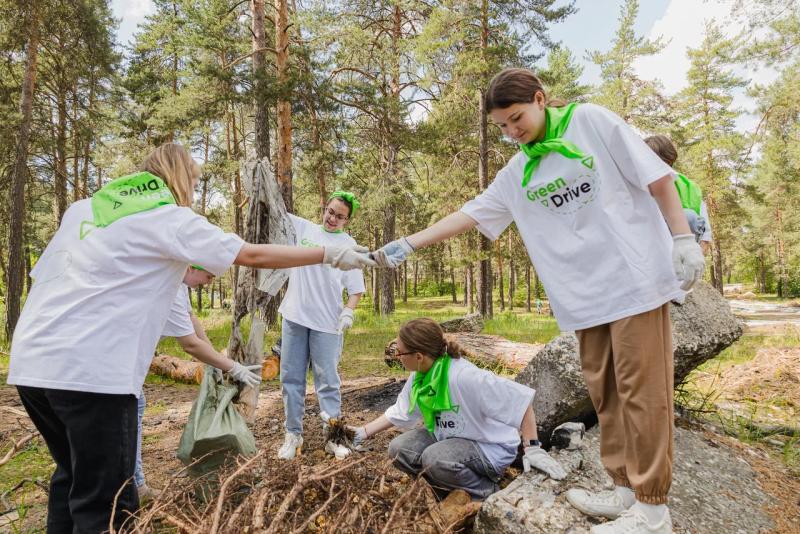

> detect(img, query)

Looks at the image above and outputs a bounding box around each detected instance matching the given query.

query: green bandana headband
[328,190,360,217]
[80,171,176,239]
[190,264,207,272]
[408,353,455,433]
[674,173,703,215]
[519,103,586,187]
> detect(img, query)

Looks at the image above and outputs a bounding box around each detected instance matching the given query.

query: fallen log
[385,332,543,372]
[150,354,204,384]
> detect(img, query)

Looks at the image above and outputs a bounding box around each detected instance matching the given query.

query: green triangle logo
[581,156,594,169]
[540,200,548,207]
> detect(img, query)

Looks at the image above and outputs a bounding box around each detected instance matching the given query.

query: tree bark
[6,5,40,338]
[251,0,270,160]
[275,0,293,210]
[476,0,493,318]
[525,262,531,312]
[497,241,505,311]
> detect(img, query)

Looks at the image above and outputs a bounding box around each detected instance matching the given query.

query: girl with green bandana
[7,143,373,533]
[277,191,366,461]
[370,68,705,533]
[348,318,564,500]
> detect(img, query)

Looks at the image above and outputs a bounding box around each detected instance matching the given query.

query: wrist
[524,439,542,448]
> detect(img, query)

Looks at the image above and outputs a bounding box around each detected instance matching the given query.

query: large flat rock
[474,425,774,534]
[516,282,744,443]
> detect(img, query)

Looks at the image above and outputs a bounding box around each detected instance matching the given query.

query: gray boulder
[474,425,774,534]
[516,281,743,444]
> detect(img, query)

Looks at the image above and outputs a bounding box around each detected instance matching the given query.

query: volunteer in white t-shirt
[135,266,232,502]
[7,143,374,533]
[370,69,705,534]
[277,191,366,461]
[348,318,565,500]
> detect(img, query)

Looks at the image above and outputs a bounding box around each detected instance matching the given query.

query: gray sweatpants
[388,428,502,500]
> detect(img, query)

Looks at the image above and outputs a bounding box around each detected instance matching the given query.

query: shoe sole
[565,493,624,520]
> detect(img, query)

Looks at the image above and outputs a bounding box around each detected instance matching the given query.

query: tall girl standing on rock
[276,191,366,461]
[6,143,374,533]
[370,68,704,534]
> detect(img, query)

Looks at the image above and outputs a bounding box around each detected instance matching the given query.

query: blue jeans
[134,391,145,487]
[280,318,342,434]
[388,428,502,500]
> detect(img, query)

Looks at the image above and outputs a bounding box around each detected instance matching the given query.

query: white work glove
[672,234,705,291]
[227,362,262,388]
[371,237,415,268]
[338,308,354,333]
[522,445,566,480]
[348,426,368,448]
[323,245,376,271]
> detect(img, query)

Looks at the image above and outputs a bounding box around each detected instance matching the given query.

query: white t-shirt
[162,284,194,338]
[385,358,534,472]
[278,214,365,333]
[8,200,244,396]
[461,103,682,331]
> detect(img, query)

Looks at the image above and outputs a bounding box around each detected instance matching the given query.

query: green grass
[0,442,54,494]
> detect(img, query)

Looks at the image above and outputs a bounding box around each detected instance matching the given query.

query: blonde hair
[398,318,463,360]
[140,143,199,207]
[644,135,678,168]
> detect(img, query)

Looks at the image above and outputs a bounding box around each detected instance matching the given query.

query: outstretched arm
[406,212,478,249]
[234,243,374,270]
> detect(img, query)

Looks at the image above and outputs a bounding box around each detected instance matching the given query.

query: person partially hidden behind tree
[348,318,566,501]
[644,135,713,255]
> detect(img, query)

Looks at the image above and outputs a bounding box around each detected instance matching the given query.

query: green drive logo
[300,238,319,248]
[526,173,598,214]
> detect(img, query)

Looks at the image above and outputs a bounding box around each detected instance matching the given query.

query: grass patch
[0,441,54,494]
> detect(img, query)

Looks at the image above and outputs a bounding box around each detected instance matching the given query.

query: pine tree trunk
[6,5,40,338]
[497,241,505,311]
[251,0,270,160]
[403,261,408,303]
[275,0,293,210]
[448,243,457,304]
[413,260,418,297]
[55,88,68,225]
[525,263,531,312]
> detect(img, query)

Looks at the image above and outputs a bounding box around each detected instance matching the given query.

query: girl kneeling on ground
[349,318,565,500]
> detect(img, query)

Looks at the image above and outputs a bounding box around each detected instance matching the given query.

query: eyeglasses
[325,207,349,222]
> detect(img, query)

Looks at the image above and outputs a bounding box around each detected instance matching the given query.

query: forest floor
[0,295,798,532]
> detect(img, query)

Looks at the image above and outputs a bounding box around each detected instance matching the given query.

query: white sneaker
[325,440,351,460]
[566,488,630,519]
[590,509,673,534]
[277,433,303,460]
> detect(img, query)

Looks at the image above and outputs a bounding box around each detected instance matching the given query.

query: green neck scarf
[409,353,455,433]
[322,226,344,234]
[80,171,176,239]
[674,173,703,215]
[519,103,585,187]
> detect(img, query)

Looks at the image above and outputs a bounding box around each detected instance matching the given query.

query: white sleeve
[582,104,675,191]
[700,201,712,241]
[460,168,514,241]
[170,210,245,276]
[161,285,194,338]
[384,376,422,428]
[472,370,535,428]
[287,214,309,243]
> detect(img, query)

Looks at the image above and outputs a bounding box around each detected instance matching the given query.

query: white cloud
[634,0,781,133]
[111,0,155,47]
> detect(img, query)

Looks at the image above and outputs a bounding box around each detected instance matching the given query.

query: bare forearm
[346,293,362,310]
[520,405,539,443]
[235,243,324,269]
[190,313,212,345]
[363,415,394,438]
[406,212,478,250]
[649,175,690,236]
[177,334,233,371]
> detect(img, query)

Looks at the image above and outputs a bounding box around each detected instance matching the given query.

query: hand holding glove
[338,308,354,333]
[227,361,262,388]
[371,237,415,268]
[672,234,705,291]
[323,245,376,270]
[522,445,567,480]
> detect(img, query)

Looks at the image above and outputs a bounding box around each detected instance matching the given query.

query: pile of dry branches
[118,449,478,534]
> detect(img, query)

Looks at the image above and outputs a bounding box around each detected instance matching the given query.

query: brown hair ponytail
[398,318,462,360]
[485,67,566,112]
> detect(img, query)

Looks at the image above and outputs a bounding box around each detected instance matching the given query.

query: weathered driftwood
[385,332,543,372]
[227,159,295,421]
[150,354,203,384]
[439,312,484,334]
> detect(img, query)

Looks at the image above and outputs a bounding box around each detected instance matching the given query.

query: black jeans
[17,386,139,534]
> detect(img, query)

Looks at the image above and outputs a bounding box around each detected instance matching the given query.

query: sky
[110,0,774,133]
